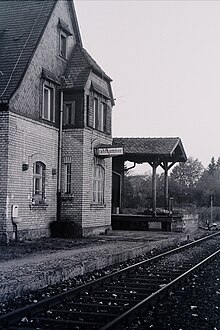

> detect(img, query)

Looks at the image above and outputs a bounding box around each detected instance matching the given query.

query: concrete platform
[0,230,201,304]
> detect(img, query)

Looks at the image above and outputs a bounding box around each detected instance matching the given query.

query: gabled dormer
[62,44,114,136]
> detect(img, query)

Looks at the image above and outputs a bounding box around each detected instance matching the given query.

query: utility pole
[210,195,213,227]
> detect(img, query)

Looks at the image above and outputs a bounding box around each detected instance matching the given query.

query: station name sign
[94,147,124,157]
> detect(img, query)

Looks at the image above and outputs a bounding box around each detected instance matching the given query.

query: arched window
[33,162,46,204]
[93,160,105,204]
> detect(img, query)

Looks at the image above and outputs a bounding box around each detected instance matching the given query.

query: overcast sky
[75,0,220,172]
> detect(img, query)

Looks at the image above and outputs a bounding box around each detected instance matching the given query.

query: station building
[0,0,114,242]
[0,1,188,243]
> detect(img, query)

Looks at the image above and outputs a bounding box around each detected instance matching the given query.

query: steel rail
[0,231,219,329]
[100,248,220,330]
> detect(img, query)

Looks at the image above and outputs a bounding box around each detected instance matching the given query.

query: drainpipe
[57,91,63,221]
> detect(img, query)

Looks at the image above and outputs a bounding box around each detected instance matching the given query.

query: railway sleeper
[79,295,141,304]
[102,284,158,291]
[89,289,149,299]
[48,309,118,319]
[21,317,103,329]
[113,280,167,288]
[120,277,171,284]
[57,302,123,312]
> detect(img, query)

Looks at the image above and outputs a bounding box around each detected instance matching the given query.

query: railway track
[0,232,220,330]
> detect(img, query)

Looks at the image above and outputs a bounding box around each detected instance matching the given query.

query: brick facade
[0,111,9,242]
[0,0,115,242]
[60,128,112,236]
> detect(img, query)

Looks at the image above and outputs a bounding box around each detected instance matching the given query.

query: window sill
[90,203,106,209]
[41,118,56,125]
[62,195,74,201]
[29,203,48,210]
[93,127,108,134]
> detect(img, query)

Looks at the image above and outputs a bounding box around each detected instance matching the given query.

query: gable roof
[62,43,112,88]
[112,137,187,163]
[62,43,114,104]
[0,0,82,102]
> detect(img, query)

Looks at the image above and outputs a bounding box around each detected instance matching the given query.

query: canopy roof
[112,137,187,164]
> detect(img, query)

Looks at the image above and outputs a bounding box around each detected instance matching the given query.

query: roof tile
[112,137,187,162]
[62,43,112,89]
[0,0,56,101]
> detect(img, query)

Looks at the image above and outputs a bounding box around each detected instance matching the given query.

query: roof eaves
[42,67,60,85]
[79,46,112,82]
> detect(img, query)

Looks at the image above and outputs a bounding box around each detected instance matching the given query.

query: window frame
[63,101,76,126]
[64,162,71,194]
[93,160,105,204]
[93,96,107,133]
[32,162,46,205]
[42,83,55,122]
[59,30,67,59]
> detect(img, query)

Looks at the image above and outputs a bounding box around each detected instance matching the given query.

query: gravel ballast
[0,229,214,321]
[128,254,220,329]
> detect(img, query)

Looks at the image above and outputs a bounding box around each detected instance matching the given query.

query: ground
[0,237,101,262]
[0,229,211,307]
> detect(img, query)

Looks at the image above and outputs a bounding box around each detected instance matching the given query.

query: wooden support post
[150,161,160,216]
[160,161,176,211]
[164,168,169,210]
[120,171,124,213]
[152,164,157,215]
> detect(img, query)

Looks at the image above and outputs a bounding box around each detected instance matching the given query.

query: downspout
[57,90,63,221]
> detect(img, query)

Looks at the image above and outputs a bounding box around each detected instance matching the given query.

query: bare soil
[0,237,101,262]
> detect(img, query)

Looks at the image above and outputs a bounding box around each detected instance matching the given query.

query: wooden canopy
[112,137,187,163]
[112,137,187,214]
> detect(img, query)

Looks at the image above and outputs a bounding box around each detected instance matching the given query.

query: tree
[207,157,216,176]
[196,163,220,206]
[123,172,165,210]
[169,157,204,204]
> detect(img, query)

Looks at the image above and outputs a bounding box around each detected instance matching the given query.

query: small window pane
[93,162,105,204]
[43,85,54,122]
[43,88,49,120]
[93,98,98,129]
[50,88,54,122]
[33,162,46,204]
[93,97,107,132]
[63,102,75,125]
[60,33,67,58]
[64,163,71,194]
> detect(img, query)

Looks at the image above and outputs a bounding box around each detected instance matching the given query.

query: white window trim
[64,162,71,194]
[93,96,107,132]
[32,162,46,205]
[42,83,55,122]
[59,30,67,59]
[93,161,105,204]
